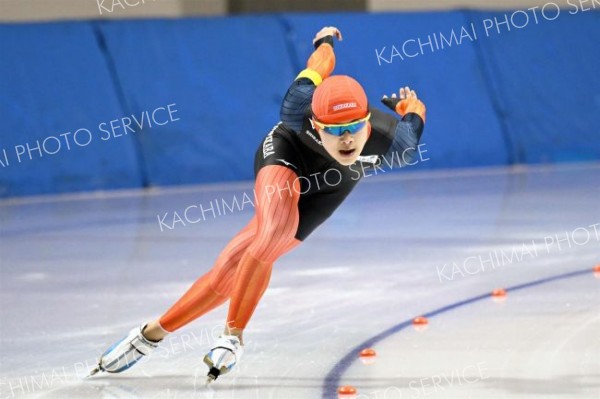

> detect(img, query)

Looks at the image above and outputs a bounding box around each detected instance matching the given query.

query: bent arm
[368,100,426,167]
[383,112,425,166]
[280,40,336,133]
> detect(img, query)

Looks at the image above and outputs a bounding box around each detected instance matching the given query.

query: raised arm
[280,27,342,133]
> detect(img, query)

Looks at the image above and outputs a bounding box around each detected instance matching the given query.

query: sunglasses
[311,113,371,136]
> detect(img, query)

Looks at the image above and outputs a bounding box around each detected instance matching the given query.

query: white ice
[1,163,599,399]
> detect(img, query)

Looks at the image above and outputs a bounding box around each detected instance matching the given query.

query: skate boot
[88,324,161,376]
[203,334,244,384]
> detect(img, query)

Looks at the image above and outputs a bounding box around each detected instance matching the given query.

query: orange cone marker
[412,316,428,331]
[338,385,357,398]
[492,288,507,302]
[593,264,600,279]
[359,348,377,365]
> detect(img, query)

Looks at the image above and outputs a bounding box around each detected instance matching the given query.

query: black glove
[381,96,400,112]
[314,35,335,49]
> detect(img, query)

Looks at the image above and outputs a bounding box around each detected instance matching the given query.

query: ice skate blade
[205,375,216,386]
[205,365,221,385]
[85,366,102,378]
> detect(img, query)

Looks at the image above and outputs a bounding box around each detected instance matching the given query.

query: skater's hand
[381,86,418,109]
[381,86,425,120]
[313,26,343,48]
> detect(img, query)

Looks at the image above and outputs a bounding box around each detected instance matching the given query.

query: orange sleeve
[396,98,427,123]
[296,43,336,85]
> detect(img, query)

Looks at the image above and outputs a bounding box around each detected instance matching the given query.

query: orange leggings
[159,165,301,332]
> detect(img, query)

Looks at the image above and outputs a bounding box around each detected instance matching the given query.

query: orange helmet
[311,75,369,124]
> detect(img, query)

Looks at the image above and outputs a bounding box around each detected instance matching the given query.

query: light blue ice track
[322,267,593,399]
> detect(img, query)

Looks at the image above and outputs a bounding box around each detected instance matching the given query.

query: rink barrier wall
[0,10,598,198]
[0,22,142,198]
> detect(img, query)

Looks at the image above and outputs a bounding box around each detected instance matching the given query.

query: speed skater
[90,26,426,383]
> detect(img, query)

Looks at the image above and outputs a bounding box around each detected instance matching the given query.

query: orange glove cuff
[396,98,427,123]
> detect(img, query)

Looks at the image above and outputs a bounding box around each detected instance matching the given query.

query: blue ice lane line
[322,268,593,399]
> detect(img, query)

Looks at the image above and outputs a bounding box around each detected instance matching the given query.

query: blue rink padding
[280,12,509,170]
[0,11,599,198]
[0,22,142,198]
[95,17,296,187]
[466,10,600,164]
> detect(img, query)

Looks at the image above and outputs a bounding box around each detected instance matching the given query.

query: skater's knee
[248,227,298,263]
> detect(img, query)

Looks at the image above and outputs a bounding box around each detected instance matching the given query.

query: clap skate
[203,334,244,384]
[88,324,161,377]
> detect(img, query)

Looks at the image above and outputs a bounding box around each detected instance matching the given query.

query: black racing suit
[254,77,425,241]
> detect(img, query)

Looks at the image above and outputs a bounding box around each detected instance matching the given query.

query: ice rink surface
[1,163,599,399]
